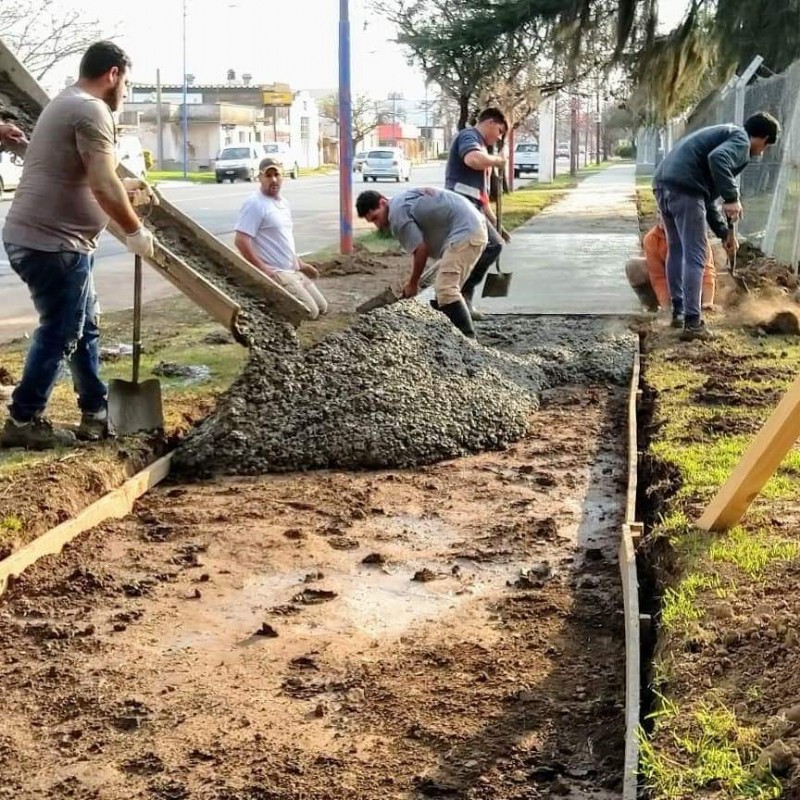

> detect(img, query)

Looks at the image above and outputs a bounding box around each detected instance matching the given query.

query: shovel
[482,165,513,298]
[108,254,164,435]
[356,260,439,313]
[727,220,750,294]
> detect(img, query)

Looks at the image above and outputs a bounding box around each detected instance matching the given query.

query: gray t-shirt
[3,86,117,253]
[388,188,485,259]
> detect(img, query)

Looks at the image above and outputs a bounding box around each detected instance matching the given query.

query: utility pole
[182,0,188,177]
[595,78,601,165]
[570,94,578,176]
[338,0,353,255]
[156,68,164,171]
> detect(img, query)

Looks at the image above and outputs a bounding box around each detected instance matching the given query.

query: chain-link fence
[682,59,800,269]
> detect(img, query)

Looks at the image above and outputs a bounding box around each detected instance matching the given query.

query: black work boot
[460,286,485,321]
[439,299,476,338]
[1,416,77,450]
[77,408,111,441]
[681,320,714,342]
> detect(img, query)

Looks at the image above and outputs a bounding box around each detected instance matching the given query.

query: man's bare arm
[235,232,279,277]
[402,242,429,297]
[464,150,504,170]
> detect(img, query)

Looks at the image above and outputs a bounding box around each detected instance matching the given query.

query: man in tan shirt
[1,40,154,450]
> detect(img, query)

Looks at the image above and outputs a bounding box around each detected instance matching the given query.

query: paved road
[0,163,552,342]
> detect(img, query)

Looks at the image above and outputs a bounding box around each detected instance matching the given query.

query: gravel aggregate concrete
[174,304,636,476]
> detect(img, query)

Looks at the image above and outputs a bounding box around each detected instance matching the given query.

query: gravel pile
[174,304,636,477]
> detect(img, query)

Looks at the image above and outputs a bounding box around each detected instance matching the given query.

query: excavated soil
[0,383,628,800]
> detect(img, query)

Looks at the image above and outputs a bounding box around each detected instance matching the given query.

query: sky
[42,0,692,101]
[43,0,429,102]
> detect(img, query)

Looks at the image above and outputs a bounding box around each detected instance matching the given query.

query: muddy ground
[0,384,627,800]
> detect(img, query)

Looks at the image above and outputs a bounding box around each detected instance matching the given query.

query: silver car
[362,147,412,183]
[353,150,368,172]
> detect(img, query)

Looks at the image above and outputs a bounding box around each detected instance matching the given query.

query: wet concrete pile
[174,304,635,476]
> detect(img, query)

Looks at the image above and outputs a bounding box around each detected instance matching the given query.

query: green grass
[660,572,722,634]
[641,699,782,800]
[642,330,800,798]
[147,170,217,184]
[709,528,800,578]
[0,515,22,533]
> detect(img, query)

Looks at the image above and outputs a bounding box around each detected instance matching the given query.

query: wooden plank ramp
[0,454,173,600]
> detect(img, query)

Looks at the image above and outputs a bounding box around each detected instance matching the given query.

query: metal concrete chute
[0,37,313,342]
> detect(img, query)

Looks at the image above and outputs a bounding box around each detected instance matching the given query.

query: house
[123,80,321,171]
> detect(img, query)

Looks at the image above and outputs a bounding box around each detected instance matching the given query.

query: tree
[376,0,508,129]
[318,92,389,152]
[0,0,106,80]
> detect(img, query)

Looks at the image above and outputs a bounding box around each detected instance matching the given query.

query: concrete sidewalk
[478,163,641,315]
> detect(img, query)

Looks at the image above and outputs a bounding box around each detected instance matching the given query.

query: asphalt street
[0,163,549,342]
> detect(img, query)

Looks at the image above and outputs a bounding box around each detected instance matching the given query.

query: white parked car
[215,145,264,183]
[362,147,412,183]
[353,150,368,172]
[262,142,299,179]
[0,150,23,200]
[514,142,539,177]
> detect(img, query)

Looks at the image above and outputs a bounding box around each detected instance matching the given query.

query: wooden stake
[698,373,800,531]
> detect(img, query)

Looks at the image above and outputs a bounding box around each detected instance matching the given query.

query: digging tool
[482,165,513,298]
[356,260,439,314]
[727,220,750,294]
[108,253,165,435]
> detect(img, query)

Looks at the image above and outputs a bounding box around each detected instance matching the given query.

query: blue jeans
[653,184,708,325]
[4,243,106,421]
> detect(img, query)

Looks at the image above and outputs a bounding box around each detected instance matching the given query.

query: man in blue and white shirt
[445,107,510,319]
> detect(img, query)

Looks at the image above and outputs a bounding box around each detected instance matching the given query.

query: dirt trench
[0,384,629,800]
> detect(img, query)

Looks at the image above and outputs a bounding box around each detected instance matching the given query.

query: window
[218,147,251,159]
[367,150,395,159]
[300,117,309,141]
[515,143,538,153]
[255,131,262,142]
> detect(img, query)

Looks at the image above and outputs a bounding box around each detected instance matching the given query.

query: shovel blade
[356,285,401,313]
[482,271,513,298]
[108,378,164,436]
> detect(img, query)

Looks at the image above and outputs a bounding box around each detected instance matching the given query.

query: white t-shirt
[234,191,297,271]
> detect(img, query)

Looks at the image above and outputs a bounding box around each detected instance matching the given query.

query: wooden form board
[698,371,800,531]
[619,526,642,800]
[620,341,643,800]
[0,454,173,600]
[106,219,243,338]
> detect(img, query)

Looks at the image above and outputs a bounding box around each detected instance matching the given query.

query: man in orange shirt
[626,216,715,312]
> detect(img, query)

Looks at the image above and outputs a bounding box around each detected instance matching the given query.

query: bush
[615,143,636,159]
[437,150,449,160]
[143,149,155,171]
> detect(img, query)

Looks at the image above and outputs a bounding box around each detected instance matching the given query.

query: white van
[117,135,147,178]
[261,142,299,179]
[0,151,23,200]
[214,144,263,183]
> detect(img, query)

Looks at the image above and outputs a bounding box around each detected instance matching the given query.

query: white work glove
[126,226,155,258]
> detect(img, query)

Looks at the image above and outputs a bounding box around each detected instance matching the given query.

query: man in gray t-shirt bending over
[356,188,488,337]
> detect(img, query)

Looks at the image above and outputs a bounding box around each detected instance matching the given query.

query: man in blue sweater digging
[653,111,780,341]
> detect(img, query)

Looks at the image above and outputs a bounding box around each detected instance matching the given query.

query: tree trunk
[457,95,470,130]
